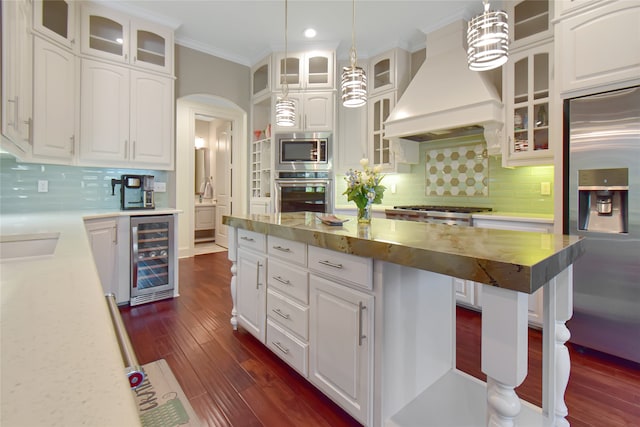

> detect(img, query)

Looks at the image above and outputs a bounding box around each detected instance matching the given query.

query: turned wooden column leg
[481,285,528,427]
[230,261,238,330]
[227,227,238,330]
[543,266,573,426]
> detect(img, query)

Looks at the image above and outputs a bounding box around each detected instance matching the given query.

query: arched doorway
[173,94,247,258]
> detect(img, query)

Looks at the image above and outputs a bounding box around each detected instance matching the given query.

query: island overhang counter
[223,212,585,427]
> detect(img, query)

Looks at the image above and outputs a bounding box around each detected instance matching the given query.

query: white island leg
[481,285,529,427]
[227,227,238,330]
[543,266,573,427]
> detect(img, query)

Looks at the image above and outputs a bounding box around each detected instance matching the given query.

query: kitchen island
[223,212,584,427]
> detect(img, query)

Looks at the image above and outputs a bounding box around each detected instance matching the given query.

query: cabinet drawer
[268,258,309,304]
[267,289,309,340]
[237,229,266,252]
[266,319,309,377]
[308,245,373,290]
[268,235,307,266]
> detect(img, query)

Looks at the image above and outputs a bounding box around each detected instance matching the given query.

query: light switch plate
[154,182,167,192]
[540,182,551,196]
[38,180,48,193]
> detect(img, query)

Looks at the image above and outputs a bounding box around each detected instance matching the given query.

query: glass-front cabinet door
[81,5,129,63]
[505,42,553,165]
[33,0,76,48]
[369,93,395,170]
[275,53,303,90]
[131,21,173,74]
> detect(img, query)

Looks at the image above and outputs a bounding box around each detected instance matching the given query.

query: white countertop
[0,208,178,426]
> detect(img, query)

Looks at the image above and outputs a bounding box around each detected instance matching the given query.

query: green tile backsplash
[0,154,169,214]
[336,138,554,214]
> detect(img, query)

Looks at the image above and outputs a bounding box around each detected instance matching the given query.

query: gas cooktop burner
[391,205,492,214]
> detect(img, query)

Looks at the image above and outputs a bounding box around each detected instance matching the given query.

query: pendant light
[467,0,509,71]
[275,0,296,127]
[341,0,367,108]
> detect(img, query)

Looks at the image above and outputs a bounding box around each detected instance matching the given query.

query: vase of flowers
[343,159,386,224]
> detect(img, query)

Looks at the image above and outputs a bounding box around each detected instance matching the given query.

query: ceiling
[106,0,494,67]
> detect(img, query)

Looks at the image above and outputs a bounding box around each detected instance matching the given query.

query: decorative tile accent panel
[0,155,169,214]
[425,142,488,196]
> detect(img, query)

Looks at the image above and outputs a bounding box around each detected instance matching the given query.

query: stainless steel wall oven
[275,171,333,214]
[130,215,175,306]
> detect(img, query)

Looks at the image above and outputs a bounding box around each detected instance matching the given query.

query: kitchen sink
[0,232,60,261]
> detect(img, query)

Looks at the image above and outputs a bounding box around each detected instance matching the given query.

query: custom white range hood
[385,20,504,145]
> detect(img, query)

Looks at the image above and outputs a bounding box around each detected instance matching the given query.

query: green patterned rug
[133,359,200,427]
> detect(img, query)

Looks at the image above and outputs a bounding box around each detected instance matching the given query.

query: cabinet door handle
[69,135,75,155]
[272,245,291,253]
[256,261,263,289]
[7,97,17,128]
[24,117,32,145]
[358,301,367,346]
[273,275,291,286]
[124,140,128,159]
[132,141,136,160]
[241,236,255,242]
[272,308,290,320]
[318,260,343,269]
[272,341,289,355]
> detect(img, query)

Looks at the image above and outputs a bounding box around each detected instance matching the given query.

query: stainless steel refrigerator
[564,85,640,363]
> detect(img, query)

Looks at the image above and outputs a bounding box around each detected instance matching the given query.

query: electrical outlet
[38,180,49,193]
[540,182,551,196]
[391,183,397,194]
[154,182,167,192]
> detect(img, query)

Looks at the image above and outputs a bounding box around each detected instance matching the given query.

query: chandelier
[275,0,296,126]
[467,0,509,71]
[341,0,367,107]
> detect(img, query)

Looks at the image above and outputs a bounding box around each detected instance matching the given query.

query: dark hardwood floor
[121,252,640,426]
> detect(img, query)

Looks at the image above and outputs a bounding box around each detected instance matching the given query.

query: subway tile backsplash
[0,154,169,214]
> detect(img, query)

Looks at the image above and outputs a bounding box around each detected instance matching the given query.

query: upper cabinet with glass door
[506,0,553,49]
[80,4,174,75]
[503,43,553,165]
[368,48,410,96]
[33,0,76,49]
[274,51,334,90]
[252,56,271,99]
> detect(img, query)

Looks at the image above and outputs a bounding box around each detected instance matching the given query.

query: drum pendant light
[467,0,509,71]
[341,0,367,108]
[275,0,296,126]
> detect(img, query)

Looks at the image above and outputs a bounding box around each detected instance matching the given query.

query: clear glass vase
[357,205,372,224]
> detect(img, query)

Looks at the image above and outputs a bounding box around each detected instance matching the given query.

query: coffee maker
[577,168,628,234]
[111,175,155,210]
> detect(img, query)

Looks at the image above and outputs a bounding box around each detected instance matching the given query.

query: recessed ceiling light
[304,28,317,38]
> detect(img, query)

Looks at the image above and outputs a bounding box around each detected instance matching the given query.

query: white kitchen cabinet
[336,91,368,172]
[274,51,335,90]
[84,218,120,300]
[368,92,418,173]
[1,0,33,156]
[556,1,640,96]
[453,277,476,307]
[237,246,267,343]
[79,59,174,169]
[368,48,410,96]
[33,0,76,49]
[251,55,271,99]
[309,274,373,425]
[80,3,174,75]
[503,42,554,166]
[32,36,76,162]
[506,0,552,50]
[273,92,334,132]
[194,205,215,243]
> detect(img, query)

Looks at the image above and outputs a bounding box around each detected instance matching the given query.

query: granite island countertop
[223,212,584,294]
[0,209,180,426]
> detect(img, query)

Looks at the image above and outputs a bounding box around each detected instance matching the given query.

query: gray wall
[175,45,251,113]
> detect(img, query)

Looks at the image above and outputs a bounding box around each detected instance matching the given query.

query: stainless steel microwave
[276,132,332,171]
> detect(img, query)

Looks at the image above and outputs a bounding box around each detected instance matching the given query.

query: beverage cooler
[130,215,175,306]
